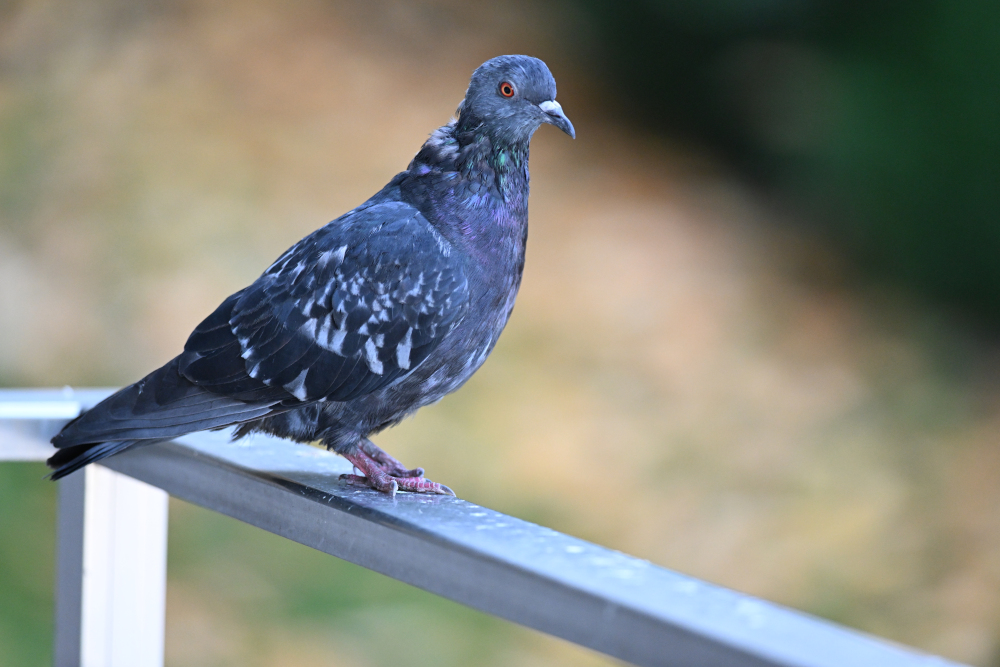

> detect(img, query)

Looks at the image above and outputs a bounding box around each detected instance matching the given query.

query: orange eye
[499,81,515,98]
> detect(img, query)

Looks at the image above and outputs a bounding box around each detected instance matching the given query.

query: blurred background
[1,0,999,665]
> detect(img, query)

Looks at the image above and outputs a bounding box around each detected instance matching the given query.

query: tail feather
[48,355,285,478]
[105,393,269,423]
[57,408,276,444]
[47,441,146,480]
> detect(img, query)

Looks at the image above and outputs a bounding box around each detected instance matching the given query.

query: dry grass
[1,0,999,665]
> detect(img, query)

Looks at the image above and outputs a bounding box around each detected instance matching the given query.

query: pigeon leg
[341,448,455,497]
[359,438,424,478]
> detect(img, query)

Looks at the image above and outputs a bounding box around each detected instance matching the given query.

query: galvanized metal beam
[0,388,967,667]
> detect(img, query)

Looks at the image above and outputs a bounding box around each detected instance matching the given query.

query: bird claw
[399,477,455,496]
[339,471,454,497]
[341,448,454,497]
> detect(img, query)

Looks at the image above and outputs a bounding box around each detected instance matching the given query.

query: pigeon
[47,55,574,496]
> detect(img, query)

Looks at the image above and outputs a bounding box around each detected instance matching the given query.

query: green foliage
[0,464,56,667]
[579,0,1000,322]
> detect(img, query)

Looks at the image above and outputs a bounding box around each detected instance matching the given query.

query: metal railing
[0,388,966,667]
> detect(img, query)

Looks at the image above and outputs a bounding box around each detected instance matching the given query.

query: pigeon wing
[180,201,470,404]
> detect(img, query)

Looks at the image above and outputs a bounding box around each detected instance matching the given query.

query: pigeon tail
[47,440,149,480]
[47,356,281,477]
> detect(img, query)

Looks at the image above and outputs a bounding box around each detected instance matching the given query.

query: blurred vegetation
[578,0,1000,322]
[1,1,999,666]
[0,464,56,667]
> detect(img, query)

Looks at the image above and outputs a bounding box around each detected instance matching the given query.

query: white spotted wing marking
[231,201,469,403]
[396,328,413,370]
[329,328,347,355]
[364,338,383,374]
[318,245,348,268]
[284,368,310,400]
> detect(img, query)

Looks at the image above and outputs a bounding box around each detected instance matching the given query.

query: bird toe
[341,448,451,497]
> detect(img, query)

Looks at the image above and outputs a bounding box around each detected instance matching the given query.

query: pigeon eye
[499,81,515,98]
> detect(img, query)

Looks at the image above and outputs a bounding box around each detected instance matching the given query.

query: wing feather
[179,201,469,405]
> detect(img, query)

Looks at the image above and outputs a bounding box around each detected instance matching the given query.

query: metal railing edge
[0,387,970,667]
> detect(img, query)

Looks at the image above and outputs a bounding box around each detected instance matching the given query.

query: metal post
[54,465,169,667]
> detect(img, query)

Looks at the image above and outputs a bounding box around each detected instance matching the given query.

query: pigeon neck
[458,135,531,199]
[402,120,531,268]
[411,120,531,201]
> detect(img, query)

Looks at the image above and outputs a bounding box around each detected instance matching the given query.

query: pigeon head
[457,55,575,145]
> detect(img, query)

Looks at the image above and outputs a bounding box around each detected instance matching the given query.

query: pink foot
[341,448,454,497]
[359,439,425,478]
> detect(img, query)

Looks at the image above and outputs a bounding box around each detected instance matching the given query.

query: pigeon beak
[538,100,575,139]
